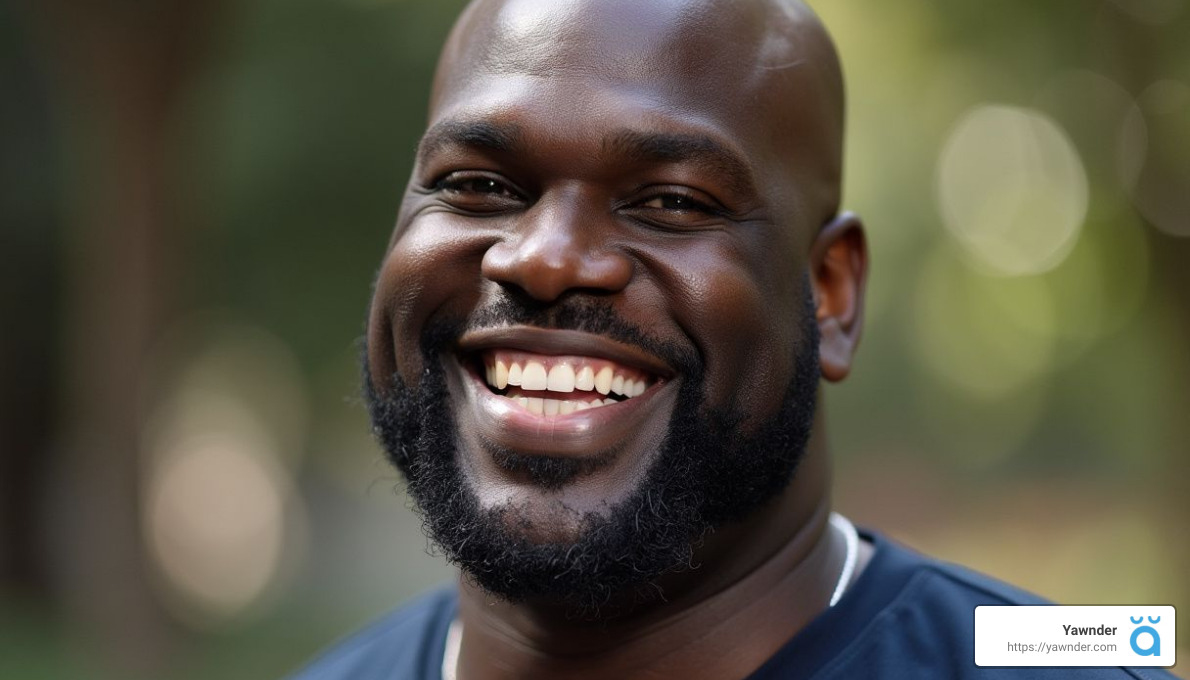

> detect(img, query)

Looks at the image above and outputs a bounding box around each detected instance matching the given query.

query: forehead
[441,2,832,157]
[447,0,768,86]
[438,2,766,118]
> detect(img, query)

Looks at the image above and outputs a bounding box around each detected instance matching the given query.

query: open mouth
[474,349,658,416]
[450,327,677,457]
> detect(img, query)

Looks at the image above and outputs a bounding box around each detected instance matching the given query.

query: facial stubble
[363,291,820,615]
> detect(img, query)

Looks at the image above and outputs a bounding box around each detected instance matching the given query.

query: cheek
[645,238,805,420]
[368,214,492,386]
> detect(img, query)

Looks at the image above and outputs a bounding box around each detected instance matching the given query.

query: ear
[809,212,869,382]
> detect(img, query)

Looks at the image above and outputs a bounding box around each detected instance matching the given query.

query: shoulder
[751,533,1177,680]
[827,536,1175,679]
[286,586,458,680]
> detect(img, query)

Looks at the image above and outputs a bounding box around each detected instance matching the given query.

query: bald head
[428,0,847,221]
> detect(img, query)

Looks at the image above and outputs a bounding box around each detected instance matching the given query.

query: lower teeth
[512,395,618,415]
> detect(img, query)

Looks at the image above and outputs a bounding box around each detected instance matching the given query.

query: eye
[433,172,525,213]
[638,192,718,214]
[624,187,727,231]
[439,175,515,196]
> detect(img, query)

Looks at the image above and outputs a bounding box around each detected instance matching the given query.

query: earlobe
[809,212,869,383]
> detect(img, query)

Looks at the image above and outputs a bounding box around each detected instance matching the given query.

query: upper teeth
[482,352,651,401]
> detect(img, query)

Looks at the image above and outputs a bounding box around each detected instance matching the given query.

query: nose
[480,197,633,302]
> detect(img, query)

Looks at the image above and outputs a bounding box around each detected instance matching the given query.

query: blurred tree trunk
[23,0,216,674]
[0,9,60,602]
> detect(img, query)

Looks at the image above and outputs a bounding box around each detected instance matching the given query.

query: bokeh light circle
[144,426,290,623]
[140,315,310,629]
[936,104,1089,276]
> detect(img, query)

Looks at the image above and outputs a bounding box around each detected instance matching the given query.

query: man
[292,0,1176,678]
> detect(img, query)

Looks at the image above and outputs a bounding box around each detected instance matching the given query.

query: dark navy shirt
[288,532,1178,679]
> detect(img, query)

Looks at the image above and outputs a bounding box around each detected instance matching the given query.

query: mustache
[423,292,701,376]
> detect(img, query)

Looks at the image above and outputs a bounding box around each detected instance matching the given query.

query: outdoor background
[1,0,1187,677]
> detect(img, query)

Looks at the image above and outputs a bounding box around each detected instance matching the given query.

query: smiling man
[290,1,1174,679]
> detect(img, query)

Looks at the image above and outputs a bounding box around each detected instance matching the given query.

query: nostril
[480,226,633,302]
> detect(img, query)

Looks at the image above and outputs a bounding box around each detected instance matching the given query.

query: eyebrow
[603,129,757,198]
[416,120,757,198]
[417,120,523,166]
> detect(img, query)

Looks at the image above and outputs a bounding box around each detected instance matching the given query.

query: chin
[362,293,820,611]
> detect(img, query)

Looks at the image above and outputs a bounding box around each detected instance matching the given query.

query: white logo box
[975,605,1176,667]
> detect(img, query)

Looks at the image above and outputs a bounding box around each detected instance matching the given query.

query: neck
[455,425,847,680]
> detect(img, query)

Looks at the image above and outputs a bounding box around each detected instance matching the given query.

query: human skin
[365,0,870,677]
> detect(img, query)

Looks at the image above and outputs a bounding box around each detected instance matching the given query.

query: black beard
[363,291,820,616]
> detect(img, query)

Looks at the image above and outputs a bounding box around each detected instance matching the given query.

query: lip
[448,327,678,458]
